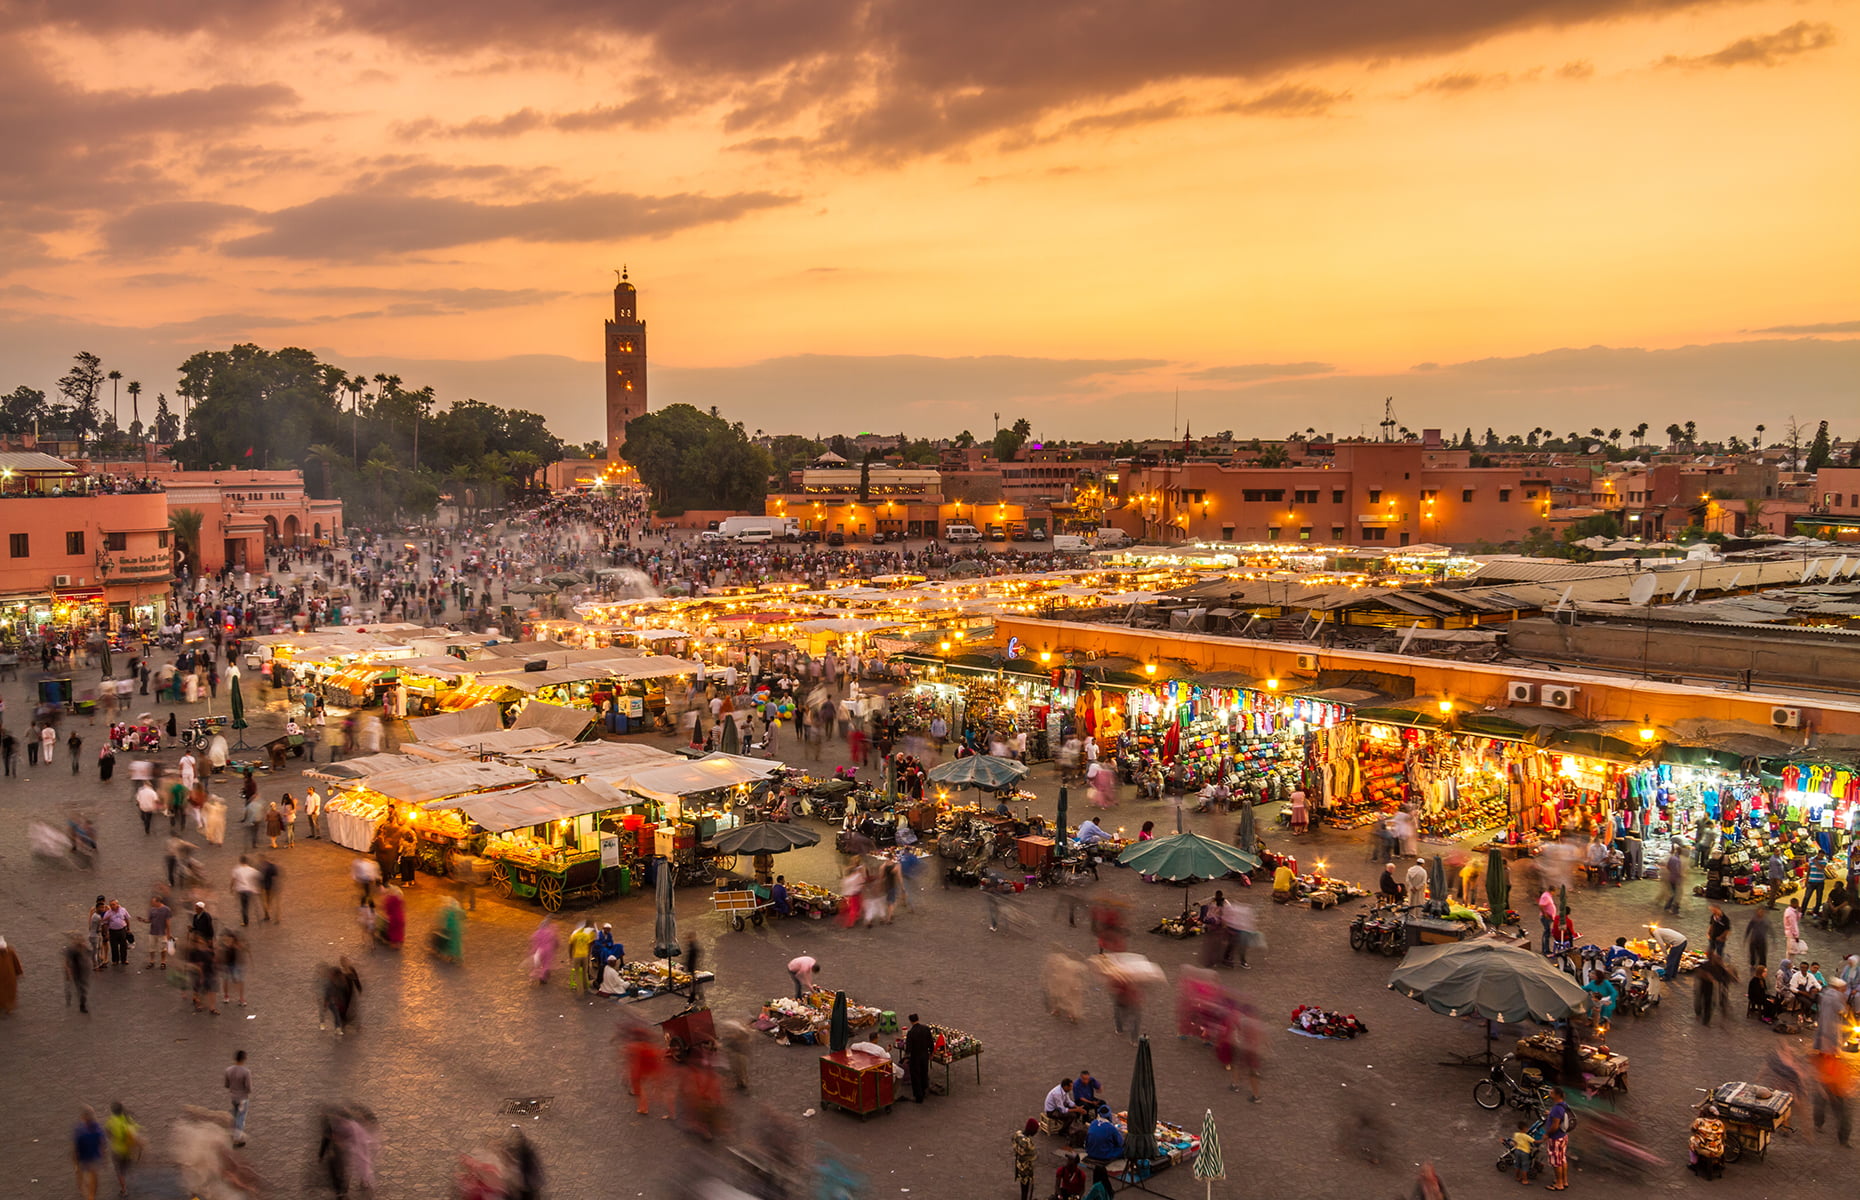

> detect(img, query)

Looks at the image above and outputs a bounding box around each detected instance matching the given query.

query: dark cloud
[411,82,691,139]
[1411,69,1508,94]
[3,0,1723,161]
[99,201,255,255]
[1746,319,1860,334]
[120,272,209,287]
[1217,84,1350,116]
[1659,21,1836,69]
[221,189,797,260]
[1189,362,1335,382]
[262,285,570,312]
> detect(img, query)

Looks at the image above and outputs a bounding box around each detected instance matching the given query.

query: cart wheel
[1722,1139,1743,1164]
[539,876,564,911]
[751,911,765,928]
[492,862,514,899]
[715,855,737,874]
[731,915,745,932]
[1349,925,1367,952]
[668,1036,688,1062]
[1473,1080,1505,1110]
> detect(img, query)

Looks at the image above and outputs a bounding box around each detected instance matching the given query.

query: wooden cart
[1700,1081,1792,1162]
[488,850,614,911]
[820,1049,895,1118]
[713,882,773,931]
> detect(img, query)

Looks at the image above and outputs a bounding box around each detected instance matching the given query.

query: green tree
[153,393,179,443]
[57,351,105,438]
[1806,420,1833,471]
[953,430,976,449]
[1632,422,1649,444]
[1683,420,1697,447]
[766,434,825,479]
[126,380,142,436]
[0,384,48,436]
[1665,423,1683,448]
[169,508,205,576]
[620,404,772,513]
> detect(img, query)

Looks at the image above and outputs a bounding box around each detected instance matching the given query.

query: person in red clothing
[1550,908,1578,969]
[1054,1153,1087,1199]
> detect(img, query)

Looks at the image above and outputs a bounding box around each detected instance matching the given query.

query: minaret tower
[604,267,648,459]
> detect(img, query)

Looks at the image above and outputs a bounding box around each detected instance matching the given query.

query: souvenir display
[1288,1005,1369,1039]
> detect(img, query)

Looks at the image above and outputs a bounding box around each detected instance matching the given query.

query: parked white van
[944,523,983,543]
[1095,528,1133,548]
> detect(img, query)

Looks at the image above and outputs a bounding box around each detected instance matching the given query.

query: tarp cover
[406,704,502,741]
[413,728,569,756]
[354,760,536,804]
[511,700,598,739]
[442,778,633,833]
[616,752,781,802]
[306,753,432,780]
[511,742,678,782]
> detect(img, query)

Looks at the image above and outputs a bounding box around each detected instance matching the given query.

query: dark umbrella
[710,822,821,855]
[720,715,740,754]
[690,713,705,746]
[1388,939,1592,1024]
[1055,785,1069,851]
[926,754,1029,791]
[99,640,112,681]
[228,668,249,749]
[1236,800,1256,856]
[1428,855,1448,905]
[653,859,678,957]
[1485,848,1510,917]
[829,990,850,1053]
[1125,1035,1159,1167]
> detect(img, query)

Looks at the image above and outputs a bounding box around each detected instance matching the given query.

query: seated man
[1071,1069,1101,1109]
[1272,862,1296,902]
[1054,1154,1088,1200]
[1043,1078,1086,1137]
[1603,937,1641,972]
[1075,818,1111,845]
[770,876,791,918]
[1083,1106,1125,1162]
[1748,971,1779,1021]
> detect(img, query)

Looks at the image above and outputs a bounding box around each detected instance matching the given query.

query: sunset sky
[1,0,1854,446]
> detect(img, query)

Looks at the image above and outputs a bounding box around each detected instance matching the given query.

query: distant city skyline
[0,0,1853,445]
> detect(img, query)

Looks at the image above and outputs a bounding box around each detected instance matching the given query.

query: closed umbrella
[1192,1108,1224,1199]
[99,640,112,681]
[829,990,850,1053]
[227,667,249,749]
[927,754,1028,791]
[720,715,740,754]
[1236,800,1256,856]
[710,822,821,855]
[652,859,678,958]
[1485,848,1510,916]
[1055,786,1069,851]
[690,713,706,747]
[1124,1035,1159,1168]
[1428,855,1448,905]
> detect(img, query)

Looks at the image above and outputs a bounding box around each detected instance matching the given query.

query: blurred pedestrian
[224,1050,252,1146]
[219,931,247,1008]
[63,933,89,1013]
[73,1106,105,1200]
[1746,908,1772,971]
[104,1102,142,1198]
[231,857,261,927]
[1043,950,1085,1022]
[0,935,20,1015]
[506,1128,544,1200]
[529,918,559,985]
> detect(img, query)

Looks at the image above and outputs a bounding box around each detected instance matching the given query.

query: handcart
[660,1004,718,1062]
[1697,1081,1792,1162]
[713,880,773,931]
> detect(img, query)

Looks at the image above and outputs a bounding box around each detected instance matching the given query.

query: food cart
[1698,1081,1792,1162]
[453,779,645,911]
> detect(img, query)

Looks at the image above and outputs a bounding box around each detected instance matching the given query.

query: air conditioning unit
[1506,681,1537,704]
[1771,706,1802,729]
[53,574,72,587]
[1294,653,1318,672]
[1542,685,1578,710]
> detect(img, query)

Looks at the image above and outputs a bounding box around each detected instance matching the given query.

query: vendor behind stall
[1083,1106,1124,1161]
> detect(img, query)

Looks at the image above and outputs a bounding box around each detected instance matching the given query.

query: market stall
[452,779,643,910]
[756,988,883,1046]
[321,760,537,852]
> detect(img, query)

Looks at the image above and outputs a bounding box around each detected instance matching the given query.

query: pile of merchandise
[1288,873,1369,907]
[890,1022,982,1064]
[1288,1005,1369,1039]
[1112,1114,1202,1166]
[612,961,712,998]
[755,987,882,1045]
[1150,911,1205,939]
[785,880,841,918]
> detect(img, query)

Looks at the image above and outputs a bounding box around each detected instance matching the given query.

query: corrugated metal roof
[0,451,78,473]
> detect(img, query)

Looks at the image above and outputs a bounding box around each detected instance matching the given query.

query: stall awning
[352,760,536,805]
[1542,727,1652,765]
[513,742,678,782]
[1455,706,1588,745]
[410,728,569,757]
[615,752,782,802]
[307,753,432,781]
[1355,706,1446,731]
[511,700,597,741]
[442,779,633,833]
[407,704,502,742]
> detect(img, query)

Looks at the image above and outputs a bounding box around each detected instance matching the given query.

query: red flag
[244,447,254,457]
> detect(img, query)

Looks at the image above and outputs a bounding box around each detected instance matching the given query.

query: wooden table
[820,1050,895,1118]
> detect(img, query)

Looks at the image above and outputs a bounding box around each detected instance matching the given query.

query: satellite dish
[1397,625,1419,654]
[1826,556,1847,580]
[1802,558,1820,584]
[1628,573,1659,607]
[1552,585,1574,613]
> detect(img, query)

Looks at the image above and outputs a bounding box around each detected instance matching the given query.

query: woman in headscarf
[378,885,406,948]
[529,918,560,985]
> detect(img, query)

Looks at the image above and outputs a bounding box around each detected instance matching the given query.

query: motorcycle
[1347,902,1405,956]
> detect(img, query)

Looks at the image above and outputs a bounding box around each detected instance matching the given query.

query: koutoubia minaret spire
[604,266,648,459]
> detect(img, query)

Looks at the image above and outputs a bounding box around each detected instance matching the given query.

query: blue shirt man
[1084,1108,1124,1160]
[1077,819,1110,844]
[771,878,791,917]
[1071,1071,1101,1107]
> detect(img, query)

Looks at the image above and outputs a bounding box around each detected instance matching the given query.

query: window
[1299,526,1313,541]
[1461,488,1474,502]
[1221,525,1235,540]
[104,532,127,551]
[1330,490,1345,504]
[1399,531,1411,547]
[1525,490,1539,500]
[1293,489,1319,504]
[1360,526,1387,541]
[1330,527,1345,540]
[1266,526,1281,540]
[1498,489,1512,502]
[1241,489,1284,503]
[157,531,170,549]
[1366,489,1381,504]
[8,533,26,557]
[1420,489,1438,501]
[66,531,85,555]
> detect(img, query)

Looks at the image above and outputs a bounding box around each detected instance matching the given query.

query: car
[988,528,1006,541]
[1029,529,1046,541]
[826,531,845,546]
[698,530,726,541]
[799,530,822,543]
[869,531,887,544]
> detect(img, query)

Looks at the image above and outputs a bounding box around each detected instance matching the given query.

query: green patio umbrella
[1192,1108,1224,1199]
[829,990,850,1053]
[1485,848,1510,916]
[926,754,1028,791]
[1116,833,1260,883]
[228,667,249,748]
[710,821,820,855]
[1124,1035,1159,1169]
[1388,939,1592,1024]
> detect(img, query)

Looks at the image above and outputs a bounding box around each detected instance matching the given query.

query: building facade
[1118,442,1591,547]
[0,453,172,636]
[86,463,343,573]
[604,269,648,460]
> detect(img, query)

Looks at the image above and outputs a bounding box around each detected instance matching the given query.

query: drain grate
[498,1097,554,1116]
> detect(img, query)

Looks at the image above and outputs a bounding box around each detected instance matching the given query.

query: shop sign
[101,551,174,581]
[600,834,620,869]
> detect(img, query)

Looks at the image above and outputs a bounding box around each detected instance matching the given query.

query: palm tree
[1683,420,1697,447]
[169,508,205,577]
[505,450,541,494]
[1609,427,1623,448]
[1754,423,1766,451]
[305,443,345,499]
[1632,422,1649,445]
[106,369,122,430]
[1665,423,1683,449]
[126,380,142,436]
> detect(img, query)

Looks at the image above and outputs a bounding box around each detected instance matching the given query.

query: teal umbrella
[1193,1108,1224,1198]
[1124,1035,1159,1169]
[1485,848,1510,916]
[1117,832,1260,883]
[927,754,1029,791]
[1388,939,1592,1024]
[829,990,850,1053]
